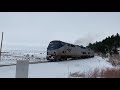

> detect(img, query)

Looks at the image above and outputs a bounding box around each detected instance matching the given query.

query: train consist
[46,40,94,61]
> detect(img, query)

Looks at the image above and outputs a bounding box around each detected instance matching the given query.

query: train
[46,40,94,61]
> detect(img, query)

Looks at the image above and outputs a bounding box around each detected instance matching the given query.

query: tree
[87,33,120,55]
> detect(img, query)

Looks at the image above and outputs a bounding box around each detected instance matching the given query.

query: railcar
[46,40,94,61]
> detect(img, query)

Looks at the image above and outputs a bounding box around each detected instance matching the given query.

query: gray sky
[0,12,120,51]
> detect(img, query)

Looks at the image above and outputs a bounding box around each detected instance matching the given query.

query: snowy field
[0,50,113,78]
[0,50,47,66]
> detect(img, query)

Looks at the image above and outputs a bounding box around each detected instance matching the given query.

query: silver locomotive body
[47,40,94,61]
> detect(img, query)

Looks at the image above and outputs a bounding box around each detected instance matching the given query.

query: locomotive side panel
[56,44,83,58]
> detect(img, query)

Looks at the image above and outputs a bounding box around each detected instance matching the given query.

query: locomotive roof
[51,40,86,48]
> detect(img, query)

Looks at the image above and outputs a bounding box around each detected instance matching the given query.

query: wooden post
[0,32,3,61]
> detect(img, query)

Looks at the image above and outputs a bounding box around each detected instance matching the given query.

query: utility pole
[0,32,4,61]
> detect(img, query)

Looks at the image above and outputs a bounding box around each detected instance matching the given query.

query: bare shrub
[101,68,120,78]
[108,54,120,66]
[70,68,120,78]
[88,68,100,78]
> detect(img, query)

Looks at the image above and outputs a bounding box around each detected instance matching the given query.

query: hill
[87,33,120,55]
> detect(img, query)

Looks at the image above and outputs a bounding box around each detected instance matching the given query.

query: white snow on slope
[0,56,113,78]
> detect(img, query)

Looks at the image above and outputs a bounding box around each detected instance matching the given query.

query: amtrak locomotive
[46,40,94,61]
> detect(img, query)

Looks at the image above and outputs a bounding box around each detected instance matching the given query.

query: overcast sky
[0,12,120,51]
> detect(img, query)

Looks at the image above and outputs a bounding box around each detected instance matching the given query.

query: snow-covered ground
[0,51,113,78]
[0,50,47,66]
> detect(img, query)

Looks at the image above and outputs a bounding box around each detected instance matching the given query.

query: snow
[0,50,47,66]
[0,53,113,78]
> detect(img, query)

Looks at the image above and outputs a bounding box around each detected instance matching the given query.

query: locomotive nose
[47,50,57,55]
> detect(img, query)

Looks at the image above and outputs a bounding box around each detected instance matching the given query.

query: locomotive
[46,40,94,61]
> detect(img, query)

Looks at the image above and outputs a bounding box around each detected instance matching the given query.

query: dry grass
[108,54,120,66]
[70,68,120,78]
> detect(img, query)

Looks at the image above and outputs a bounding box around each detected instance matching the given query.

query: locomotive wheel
[64,57,67,60]
[54,56,61,61]
[78,57,81,59]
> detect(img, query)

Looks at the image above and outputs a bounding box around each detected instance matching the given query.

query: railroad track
[0,59,79,67]
[0,60,49,67]
[0,59,71,67]
[0,56,95,67]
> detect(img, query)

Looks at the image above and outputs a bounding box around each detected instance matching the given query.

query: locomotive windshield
[47,41,65,50]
